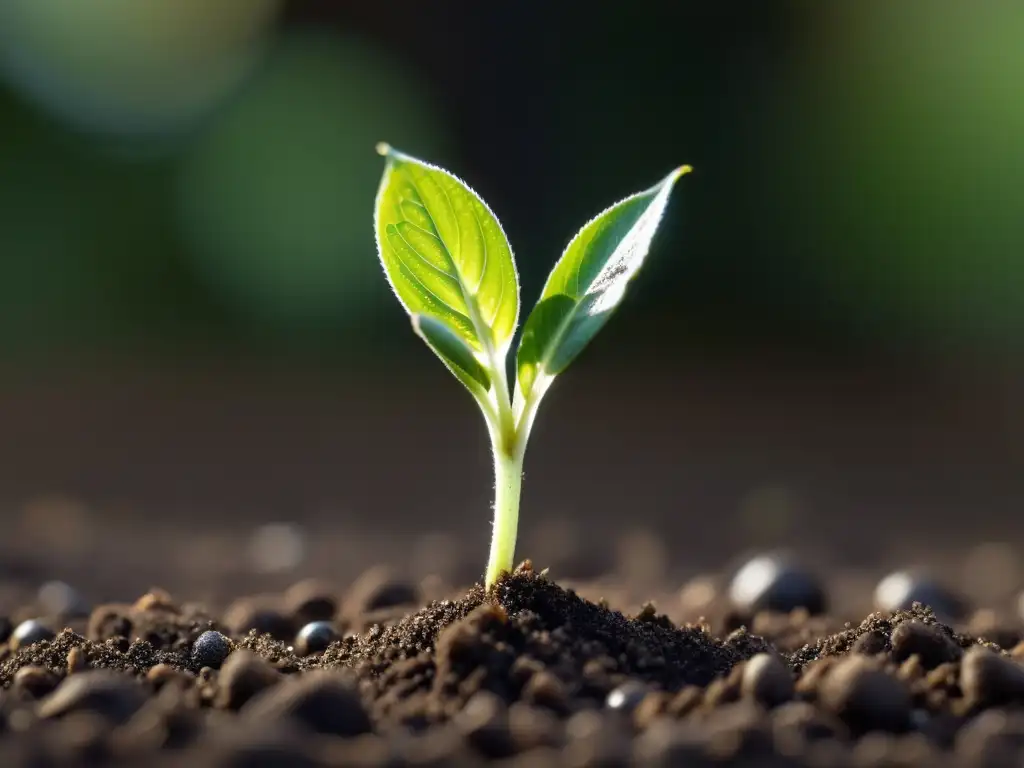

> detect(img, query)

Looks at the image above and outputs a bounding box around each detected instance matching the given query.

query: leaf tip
[375,141,392,157]
[672,164,694,181]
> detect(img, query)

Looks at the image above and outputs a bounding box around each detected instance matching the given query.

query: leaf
[374,144,519,360]
[411,313,491,395]
[517,165,690,398]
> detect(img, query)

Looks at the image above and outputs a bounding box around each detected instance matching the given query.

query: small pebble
[960,646,1024,707]
[11,619,55,650]
[890,620,961,669]
[874,570,966,623]
[728,553,826,615]
[215,649,282,710]
[819,655,911,733]
[294,621,337,657]
[605,681,649,713]
[0,616,12,643]
[192,630,232,670]
[741,653,794,708]
[37,671,147,725]
[242,670,371,738]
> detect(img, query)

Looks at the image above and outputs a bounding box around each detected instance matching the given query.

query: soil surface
[0,362,1021,765]
[0,561,1022,767]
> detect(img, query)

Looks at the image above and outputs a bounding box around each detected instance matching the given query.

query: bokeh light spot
[175,33,449,331]
[0,0,282,136]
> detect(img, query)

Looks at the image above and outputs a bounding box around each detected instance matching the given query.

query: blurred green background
[0,2,1021,596]
[0,1,1019,363]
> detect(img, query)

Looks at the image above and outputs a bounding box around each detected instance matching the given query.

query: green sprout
[374,143,690,587]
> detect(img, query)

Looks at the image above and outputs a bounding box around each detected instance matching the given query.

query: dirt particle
[132,589,178,614]
[890,620,961,669]
[852,629,889,656]
[13,665,60,698]
[818,656,911,733]
[37,670,147,725]
[87,605,133,643]
[960,646,1024,708]
[741,653,794,708]
[242,669,371,738]
[67,645,89,675]
[214,649,281,710]
[146,663,189,689]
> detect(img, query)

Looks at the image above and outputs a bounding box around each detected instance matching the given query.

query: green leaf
[411,313,491,395]
[517,165,690,398]
[374,144,519,360]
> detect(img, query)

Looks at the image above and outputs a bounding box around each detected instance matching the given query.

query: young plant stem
[485,435,525,587]
[483,359,528,588]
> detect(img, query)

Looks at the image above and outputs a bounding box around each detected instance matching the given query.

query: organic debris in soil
[0,564,1023,766]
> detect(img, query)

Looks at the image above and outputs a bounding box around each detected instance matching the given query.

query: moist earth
[0,563,1023,767]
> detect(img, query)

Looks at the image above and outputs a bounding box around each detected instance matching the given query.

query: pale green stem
[484,436,526,587]
[482,373,550,588]
[482,350,521,587]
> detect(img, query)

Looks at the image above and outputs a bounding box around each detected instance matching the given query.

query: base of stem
[484,446,525,588]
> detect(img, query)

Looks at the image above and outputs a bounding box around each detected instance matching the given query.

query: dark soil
[0,562,1023,767]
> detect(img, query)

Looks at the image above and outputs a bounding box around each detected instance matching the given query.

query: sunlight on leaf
[517,165,690,399]
[374,144,519,360]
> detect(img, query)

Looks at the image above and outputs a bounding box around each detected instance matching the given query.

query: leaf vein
[394,222,457,279]
[389,232,466,323]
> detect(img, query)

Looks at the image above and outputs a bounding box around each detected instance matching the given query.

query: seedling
[374,143,690,587]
